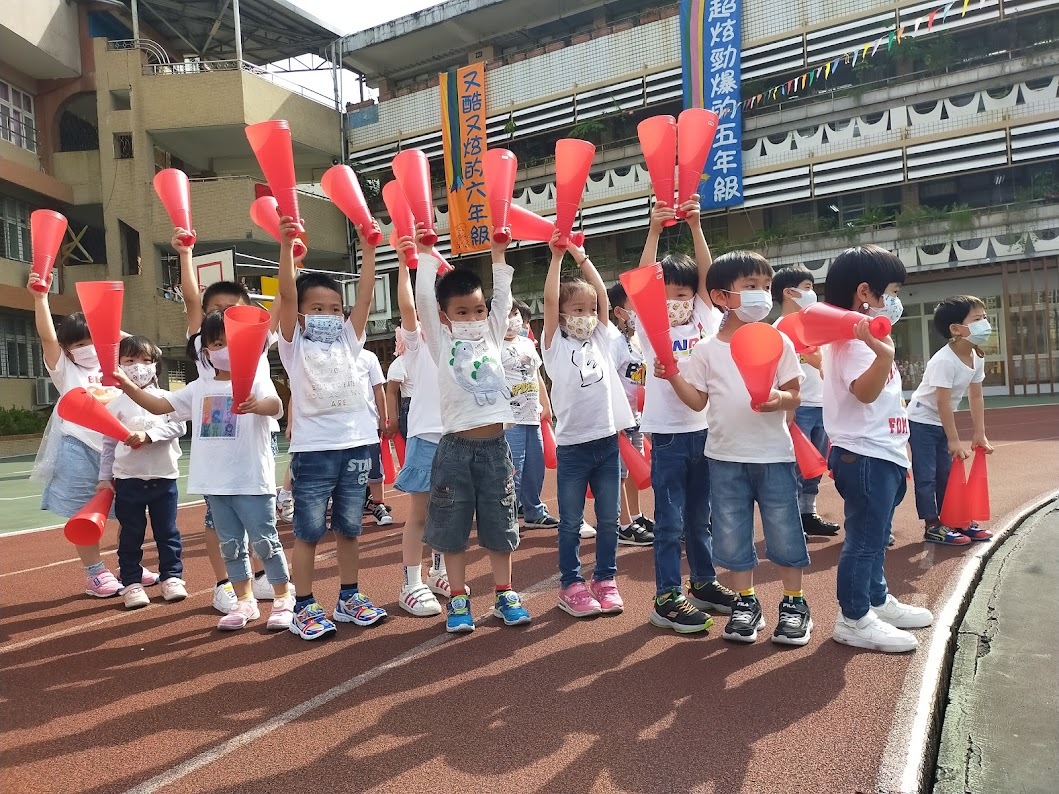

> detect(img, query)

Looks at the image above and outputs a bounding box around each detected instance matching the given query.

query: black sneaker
[802,512,840,536]
[687,579,737,614]
[618,523,653,546]
[634,516,655,534]
[772,598,813,646]
[722,597,765,643]
[523,513,559,529]
[648,592,713,634]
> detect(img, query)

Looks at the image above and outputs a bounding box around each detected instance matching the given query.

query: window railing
[0,114,37,154]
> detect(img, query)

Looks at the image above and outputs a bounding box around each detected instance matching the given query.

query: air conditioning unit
[35,377,59,406]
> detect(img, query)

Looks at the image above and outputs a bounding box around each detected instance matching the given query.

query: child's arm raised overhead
[638,200,674,267]
[277,216,300,344]
[486,236,513,343]
[395,235,418,332]
[681,193,714,308]
[543,230,564,348]
[567,239,609,325]
[349,221,382,339]
[175,228,203,335]
[968,378,992,454]
[413,226,443,363]
[849,320,897,404]
[27,273,61,370]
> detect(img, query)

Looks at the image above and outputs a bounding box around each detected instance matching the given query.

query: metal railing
[141,59,335,108]
[0,114,37,154]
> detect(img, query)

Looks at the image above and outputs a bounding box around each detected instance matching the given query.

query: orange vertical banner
[439,62,492,255]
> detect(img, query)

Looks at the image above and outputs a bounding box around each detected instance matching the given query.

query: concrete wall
[0,378,35,410]
[51,149,102,204]
[0,0,81,78]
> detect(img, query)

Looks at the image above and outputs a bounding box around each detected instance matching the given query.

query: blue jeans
[651,430,716,595]
[115,478,182,586]
[556,435,620,588]
[793,406,828,499]
[505,423,548,521]
[291,447,371,542]
[908,421,951,522]
[828,447,907,620]
[208,493,289,585]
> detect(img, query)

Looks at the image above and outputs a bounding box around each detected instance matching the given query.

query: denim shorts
[291,447,371,543]
[366,442,383,483]
[708,458,810,572]
[619,426,643,479]
[41,435,114,521]
[394,436,438,494]
[423,432,519,554]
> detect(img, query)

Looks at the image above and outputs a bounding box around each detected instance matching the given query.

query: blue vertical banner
[681,0,744,209]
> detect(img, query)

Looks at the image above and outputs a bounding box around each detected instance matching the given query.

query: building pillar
[233,0,243,64]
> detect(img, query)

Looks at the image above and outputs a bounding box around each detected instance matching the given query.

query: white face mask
[561,313,598,342]
[206,345,230,372]
[448,318,489,341]
[791,288,817,309]
[71,345,99,369]
[506,313,523,337]
[667,299,694,327]
[964,318,992,346]
[868,293,904,325]
[120,362,157,388]
[730,289,773,323]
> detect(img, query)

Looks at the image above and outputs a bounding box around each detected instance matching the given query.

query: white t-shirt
[907,345,985,426]
[46,354,121,453]
[166,374,282,495]
[99,390,185,480]
[639,296,721,434]
[773,316,823,407]
[681,334,804,463]
[501,335,543,425]
[191,330,280,433]
[358,349,385,426]
[387,355,414,399]
[822,339,910,468]
[400,325,443,443]
[543,323,634,446]
[610,327,646,414]
[279,320,377,453]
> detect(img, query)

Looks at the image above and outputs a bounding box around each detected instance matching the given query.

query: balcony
[51,150,102,204]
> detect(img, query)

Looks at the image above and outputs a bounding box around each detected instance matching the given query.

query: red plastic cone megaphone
[799,303,891,346]
[75,281,123,386]
[636,384,645,413]
[250,196,307,260]
[789,422,827,479]
[619,264,678,378]
[730,322,784,409]
[30,209,69,293]
[391,149,438,246]
[245,120,300,225]
[940,456,971,529]
[542,419,557,470]
[223,305,270,414]
[153,169,196,246]
[321,165,383,245]
[382,181,419,270]
[776,312,818,354]
[57,387,130,441]
[431,248,455,275]
[508,204,558,243]
[393,433,407,467]
[64,488,114,546]
[676,109,719,217]
[967,447,991,521]
[553,138,595,246]
[637,115,677,226]
[381,438,398,485]
[618,430,651,490]
[484,149,518,243]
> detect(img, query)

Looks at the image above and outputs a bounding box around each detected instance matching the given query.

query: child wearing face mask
[772,265,841,537]
[277,218,388,640]
[823,245,933,653]
[907,296,995,546]
[659,252,813,646]
[542,233,633,618]
[28,273,158,598]
[115,312,292,632]
[637,196,736,634]
[98,336,187,609]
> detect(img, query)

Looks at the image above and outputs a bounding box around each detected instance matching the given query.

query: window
[0,79,37,153]
[113,132,133,159]
[0,195,32,262]
[119,220,141,276]
[0,312,42,378]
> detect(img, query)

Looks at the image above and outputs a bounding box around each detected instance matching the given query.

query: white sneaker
[872,594,934,629]
[427,568,470,598]
[213,582,238,614]
[251,574,274,600]
[159,577,188,602]
[266,594,296,631]
[372,502,394,526]
[833,611,918,653]
[399,583,443,616]
[579,523,597,539]
[123,583,150,610]
[277,498,294,524]
[218,599,259,631]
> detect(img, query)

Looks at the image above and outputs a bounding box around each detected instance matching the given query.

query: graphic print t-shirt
[501,335,543,425]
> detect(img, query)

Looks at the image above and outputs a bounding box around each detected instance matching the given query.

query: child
[359,348,394,526]
[606,281,654,546]
[772,265,841,536]
[277,217,387,640]
[637,197,736,632]
[414,229,530,633]
[659,252,812,645]
[543,233,633,617]
[28,272,157,597]
[115,312,293,631]
[98,336,187,609]
[823,245,933,653]
[907,296,994,545]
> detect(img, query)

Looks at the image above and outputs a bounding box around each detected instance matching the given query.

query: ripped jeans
[207,493,289,586]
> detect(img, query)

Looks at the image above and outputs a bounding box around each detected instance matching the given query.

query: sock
[86,561,106,577]
[495,583,512,593]
[294,592,314,610]
[450,588,467,597]
[800,494,817,514]
[783,589,806,603]
[633,513,643,521]
[739,587,756,600]
[620,522,632,531]
[404,565,422,588]
[216,578,230,587]
[432,552,444,572]
[339,582,359,600]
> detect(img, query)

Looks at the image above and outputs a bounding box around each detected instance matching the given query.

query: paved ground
[933,500,1059,794]
[1,403,1057,794]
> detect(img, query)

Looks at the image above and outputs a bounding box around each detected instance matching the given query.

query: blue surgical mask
[964,319,992,346]
[303,313,343,345]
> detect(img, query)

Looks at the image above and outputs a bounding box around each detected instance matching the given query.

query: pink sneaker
[141,568,160,587]
[557,581,602,618]
[266,595,296,631]
[217,599,260,631]
[86,570,122,598]
[590,579,624,615]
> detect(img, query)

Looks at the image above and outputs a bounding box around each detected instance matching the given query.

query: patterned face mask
[506,313,524,336]
[561,313,598,341]
[448,318,490,341]
[120,362,156,388]
[667,299,694,327]
[867,293,904,325]
[302,313,343,345]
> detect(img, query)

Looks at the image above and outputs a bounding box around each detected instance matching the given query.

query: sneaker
[290,601,337,640]
[493,590,532,626]
[277,499,294,524]
[399,583,443,617]
[159,577,188,602]
[924,524,972,546]
[687,579,737,614]
[218,599,259,631]
[872,594,933,629]
[579,523,597,539]
[85,570,122,598]
[833,611,918,652]
[141,568,160,587]
[371,502,394,526]
[617,523,654,546]
[634,516,655,534]
[801,512,840,536]
[523,513,560,529]
[123,583,150,610]
[251,574,274,600]
[557,581,602,618]
[589,579,624,614]
[959,522,993,542]
[888,533,896,547]
[723,597,766,643]
[213,582,238,614]
[427,568,470,598]
[772,599,813,646]
[333,591,387,626]
[648,592,713,634]
[266,594,296,631]
[446,594,475,633]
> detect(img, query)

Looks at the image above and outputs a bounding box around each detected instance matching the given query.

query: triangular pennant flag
[825,61,831,78]
[862,42,871,59]
[801,73,808,88]
[852,49,859,68]
[961,0,970,16]
[914,16,923,33]
[943,1,955,23]
[872,38,883,56]
[928,9,938,29]
[833,57,841,73]
[809,69,816,85]
[844,51,852,64]
[897,25,905,43]
[887,30,896,51]
[781,83,787,96]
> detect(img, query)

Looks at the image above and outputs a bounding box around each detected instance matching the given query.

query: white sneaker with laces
[159,578,188,602]
[833,610,918,652]
[123,583,150,610]
[372,502,394,526]
[277,499,294,524]
[872,594,933,629]
[213,582,238,614]
[399,583,443,616]
[251,574,274,600]
[579,523,597,539]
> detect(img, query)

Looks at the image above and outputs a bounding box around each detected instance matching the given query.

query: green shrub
[0,406,51,436]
